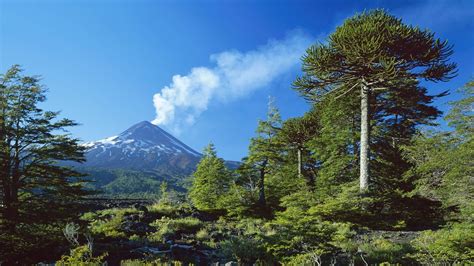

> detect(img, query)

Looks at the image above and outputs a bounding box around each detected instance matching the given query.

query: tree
[247,97,283,208]
[0,65,87,231]
[278,108,320,187]
[189,143,231,211]
[403,80,473,222]
[294,10,456,192]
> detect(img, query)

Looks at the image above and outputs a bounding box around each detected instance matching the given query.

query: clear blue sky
[1,0,473,161]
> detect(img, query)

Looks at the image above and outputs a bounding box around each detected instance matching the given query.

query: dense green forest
[1,10,473,265]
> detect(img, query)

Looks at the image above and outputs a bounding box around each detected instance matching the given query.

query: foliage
[219,235,269,264]
[266,191,354,262]
[81,208,140,238]
[148,202,192,218]
[0,222,68,264]
[80,167,184,199]
[359,236,415,264]
[293,9,455,195]
[403,80,474,223]
[0,65,90,263]
[57,245,107,265]
[149,217,202,243]
[410,222,474,265]
[189,143,232,211]
[246,97,284,209]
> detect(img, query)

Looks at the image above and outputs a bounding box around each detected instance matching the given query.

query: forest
[1,10,473,265]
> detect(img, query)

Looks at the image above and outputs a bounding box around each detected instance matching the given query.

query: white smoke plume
[152,32,313,133]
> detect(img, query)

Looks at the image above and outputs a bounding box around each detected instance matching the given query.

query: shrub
[219,235,268,264]
[148,217,202,243]
[81,208,139,238]
[359,236,414,264]
[148,202,192,218]
[410,222,474,265]
[195,228,210,241]
[57,245,107,265]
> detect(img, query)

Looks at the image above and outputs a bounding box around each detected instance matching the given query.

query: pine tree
[294,10,456,192]
[0,65,88,232]
[189,143,231,211]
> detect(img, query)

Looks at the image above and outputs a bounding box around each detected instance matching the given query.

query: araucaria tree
[0,65,88,231]
[189,143,231,211]
[294,10,456,192]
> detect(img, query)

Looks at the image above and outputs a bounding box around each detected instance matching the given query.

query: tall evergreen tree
[0,65,87,232]
[278,108,320,187]
[247,97,283,208]
[189,143,231,211]
[294,10,456,192]
[403,80,473,223]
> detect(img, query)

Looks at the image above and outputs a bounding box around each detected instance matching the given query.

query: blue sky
[1,0,473,161]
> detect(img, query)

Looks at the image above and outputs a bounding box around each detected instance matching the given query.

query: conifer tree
[189,143,231,211]
[294,10,456,192]
[0,65,88,232]
[247,97,283,207]
[403,80,473,222]
[278,108,320,187]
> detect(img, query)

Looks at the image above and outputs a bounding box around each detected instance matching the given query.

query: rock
[134,204,149,214]
[132,246,170,256]
[170,244,210,264]
[121,221,155,235]
[225,262,238,266]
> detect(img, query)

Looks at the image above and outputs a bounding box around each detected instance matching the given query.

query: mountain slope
[81,121,202,176]
[74,121,239,197]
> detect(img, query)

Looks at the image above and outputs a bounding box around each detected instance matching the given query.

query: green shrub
[195,228,210,241]
[219,235,268,264]
[57,245,107,265]
[148,217,202,243]
[359,237,414,264]
[410,222,474,265]
[81,208,139,238]
[148,202,192,218]
[267,202,354,261]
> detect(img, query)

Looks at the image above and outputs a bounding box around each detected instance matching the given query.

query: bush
[81,208,139,238]
[57,245,107,265]
[219,235,268,264]
[410,222,474,265]
[266,202,354,262]
[359,236,414,264]
[148,202,192,218]
[148,217,202,243]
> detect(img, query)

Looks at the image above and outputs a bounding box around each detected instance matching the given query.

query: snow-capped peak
[82,121,201,162]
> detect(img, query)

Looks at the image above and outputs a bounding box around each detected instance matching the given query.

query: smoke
[152,31,313,133]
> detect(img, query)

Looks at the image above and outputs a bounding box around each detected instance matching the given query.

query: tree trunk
[360,84,370,192]
[297,148,302,178]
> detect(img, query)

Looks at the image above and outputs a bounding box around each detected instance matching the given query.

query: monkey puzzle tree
[294,10,456,192]
[278,108,320,187]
